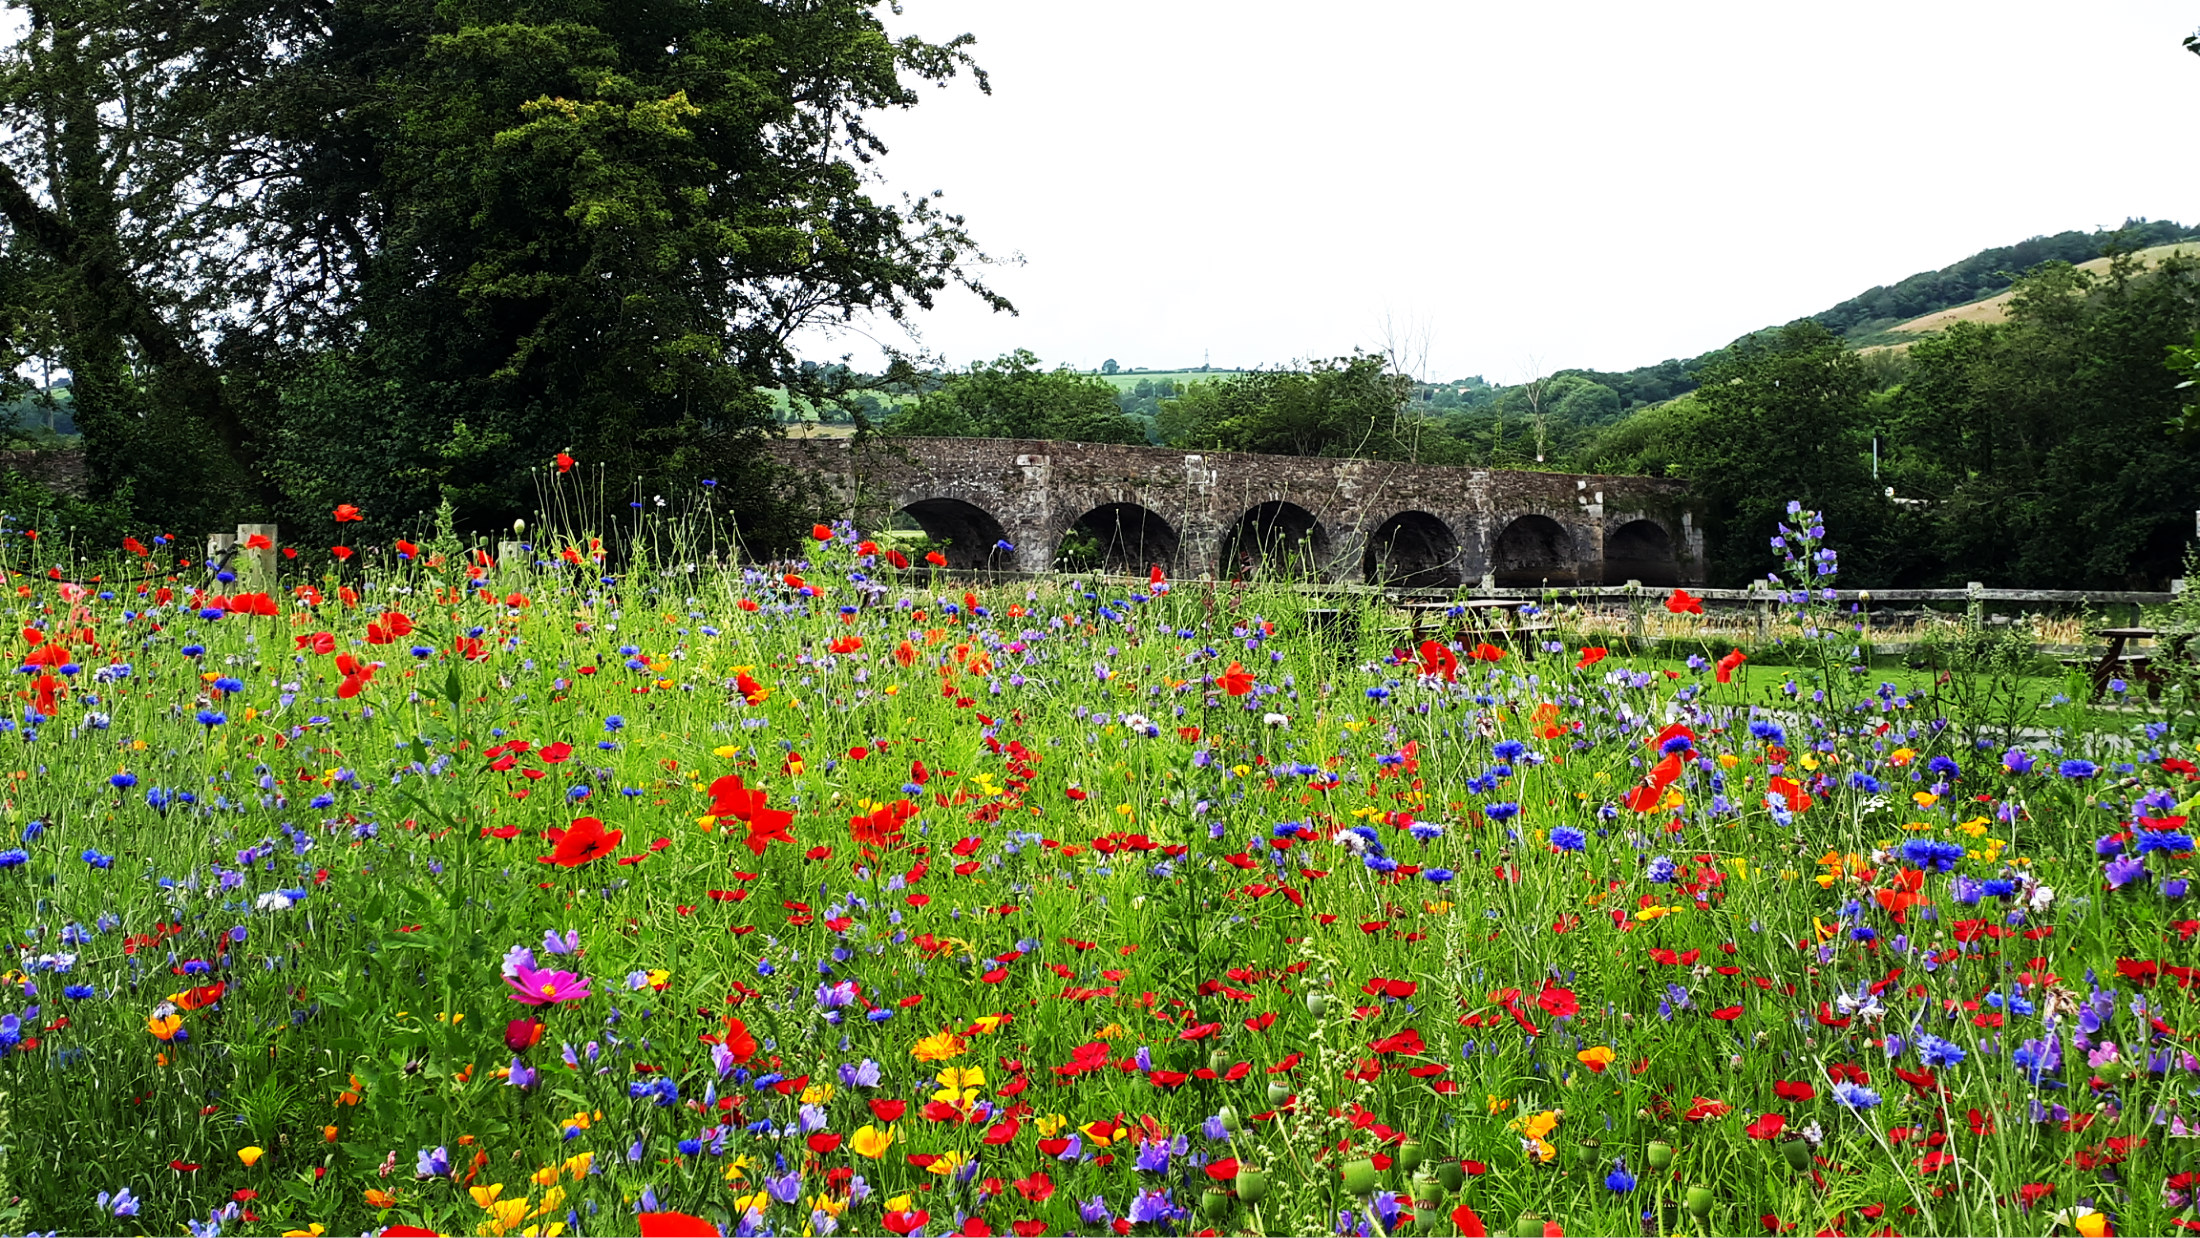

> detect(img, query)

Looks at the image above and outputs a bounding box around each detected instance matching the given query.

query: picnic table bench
[1397,599,1555,659]
[2064,627,2192,702]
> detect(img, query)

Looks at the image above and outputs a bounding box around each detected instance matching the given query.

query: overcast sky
[819,1,2198,384]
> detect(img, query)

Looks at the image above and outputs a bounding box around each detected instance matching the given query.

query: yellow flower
[1520,1110,1560,1141]
[1889,747,1916,766]
[811,1194,849,1218]
[1096,1023,1128,1040]
[1576,1046,1615,1072]
[850,1124,896,1159]
[1081,1118,1126,1146]
[911,1030,968,1062]
[471,1184,506,1208]
[533,1186,566,1218]
[935,1065,986,1093]
[1424,899,1454,914]
[801,1082,837,1106]
[1717,752,1740,769]
[520,1226,566,1238]
[925,1149,971,1176]
[732,1189,772,1216]
[966,1014,1006,1035]
[282,1227,328,1237]
[1912,791,1938,809]
[148,1012,183,1040]
[2073,1209,2110,1238]
[485,1197,530,1233]
[1035,1113,1068,1137]
[1523,1136,1556,1163]
[1487,1095,1513,1115]
[885,1195,916,1214]
[238,1146,266,1167]
[562,1152,594,1181]
[531,1166,560,1187]
[365,1188,398,1209]
[1727,857,1749,880]
[1800,753,1821,771]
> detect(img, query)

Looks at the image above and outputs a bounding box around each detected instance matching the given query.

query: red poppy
[925,550,947,567]
[1219,661,1256,696]
[331,546,354,561]
[887,549,911,569]
[639,1214,722,1238]
[1468,642,1506,662]
[333,504,362,523]
[1417,641,1457,681]
[1575,646,1607,669]
[555,452,575,474]
[811,523,833,541]
[1535,985,1579,1018]
[1744,1113,1786,1140]
[1715,648,1748,683]
[1665,588,1703,615]
[540,817,622,867]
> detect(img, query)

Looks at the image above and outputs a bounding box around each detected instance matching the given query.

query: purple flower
[1127,1189,1179,1225]
[2002,748,2034,775]
[2105,855,2149,890]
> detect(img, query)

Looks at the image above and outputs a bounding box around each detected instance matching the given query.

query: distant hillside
[1879,240,2200,341]
[1547,217,2197,405]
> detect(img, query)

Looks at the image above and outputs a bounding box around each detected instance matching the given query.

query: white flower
[1263,712,1289,728]
[255,891,296,912]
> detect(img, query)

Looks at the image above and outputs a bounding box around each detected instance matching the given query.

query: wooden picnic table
[2077,627,2179,702]
[1397,599,1552,658]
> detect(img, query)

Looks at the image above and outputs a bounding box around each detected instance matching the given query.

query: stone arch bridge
[766,437,1706,588]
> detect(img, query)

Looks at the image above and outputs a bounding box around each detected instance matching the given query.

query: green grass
[0,518,2191,1238]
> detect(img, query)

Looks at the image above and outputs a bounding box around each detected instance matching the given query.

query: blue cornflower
[1485,802,1521,822]
[212,677,244,694]
[1899,838,1965,873]
[109,772,136,789]
[2138,833,2194,855]
[604,715,625,732]
[63,984,93,999]
[196,709,227,728]
[1423,868,1455,884]
[1831,1081,1881,1110]
[81,849,112,869]
[2059,759,2098,780]
[1917,1035,1966,1069]
[0,849,27,869]
[1603,1158,1637,1193]
[1849,773,1884,794]
[1493,740,1527,761]
[1550,827,1587,852]
[2002,748,2034,775]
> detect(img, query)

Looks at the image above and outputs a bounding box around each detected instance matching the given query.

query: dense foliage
[881,352,1146,445]
[1,507,2196,1238]
[0,0,1003,547]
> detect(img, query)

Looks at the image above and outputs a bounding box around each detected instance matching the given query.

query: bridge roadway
[765,436,1705,588]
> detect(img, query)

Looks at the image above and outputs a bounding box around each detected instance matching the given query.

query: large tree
[0,0,1005,539]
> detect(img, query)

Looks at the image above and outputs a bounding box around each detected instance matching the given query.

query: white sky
[825,0,2199,384]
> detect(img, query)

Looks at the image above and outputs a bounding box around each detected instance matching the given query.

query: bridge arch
[1055,502,1180,575]
[1363,511,1462,587]
[1220,501,1330,581]
[1491,514,1576,587]
[1602,517,1679,586]
[890,497,1013,570]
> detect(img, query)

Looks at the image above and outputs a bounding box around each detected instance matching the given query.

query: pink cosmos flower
[507,962,592,1006]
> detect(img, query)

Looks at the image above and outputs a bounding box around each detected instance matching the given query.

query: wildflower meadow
[0,500,2190,1238]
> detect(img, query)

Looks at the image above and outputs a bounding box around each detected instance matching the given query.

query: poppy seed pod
[1305,992,1332,1017]
[1685,1185,1715,1218]
[1435,1159,1464,1193]
[1398,1140,1425,1174]
[1235,1165,1269,1204]
[1266,1080,1292,1106]
[1200,1188,1231,1221]
[1781,1139,1812,1172]
[1217,1104,1242,1133]
[1342,1157,1380,1196]
[1646,1140,1674,1171]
